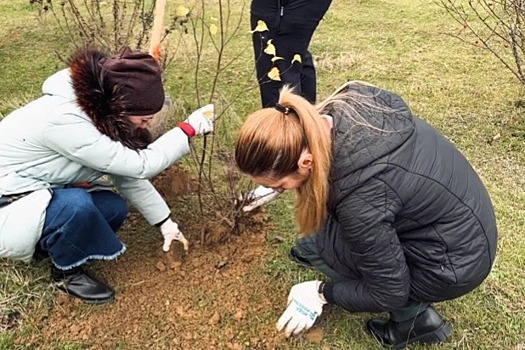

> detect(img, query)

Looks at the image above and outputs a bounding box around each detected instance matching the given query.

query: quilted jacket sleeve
[323,177,411,312]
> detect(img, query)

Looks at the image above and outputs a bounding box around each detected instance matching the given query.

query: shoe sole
[55,287,115,305]
[82,296,115,305]
[392,323,452,349]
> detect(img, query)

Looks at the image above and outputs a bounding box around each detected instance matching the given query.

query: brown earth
[14,166,316,350]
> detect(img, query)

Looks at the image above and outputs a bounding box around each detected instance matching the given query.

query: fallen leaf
[271,56,284,62]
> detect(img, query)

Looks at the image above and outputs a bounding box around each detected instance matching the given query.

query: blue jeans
[38,189,128,270]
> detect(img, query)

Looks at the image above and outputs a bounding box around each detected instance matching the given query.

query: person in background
[246,0,332,210]
[251,0,332,107]
[234,82,497,348]
[0,46,214,304]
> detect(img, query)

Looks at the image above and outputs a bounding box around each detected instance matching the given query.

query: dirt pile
[17,167,296,349]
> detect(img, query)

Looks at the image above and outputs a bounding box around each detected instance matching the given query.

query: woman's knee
[107,194,128,227]
[90,191,128,229]
[112,194,128,220]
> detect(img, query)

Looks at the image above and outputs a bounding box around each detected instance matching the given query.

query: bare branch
[441,0,525,84]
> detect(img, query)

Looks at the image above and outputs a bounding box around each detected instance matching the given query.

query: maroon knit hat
[99,47,164,116]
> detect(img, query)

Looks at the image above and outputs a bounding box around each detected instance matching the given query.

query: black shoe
[366,306,452,349]
[51,266,114,304]
[288,247,313,268]
[32,248,49,262]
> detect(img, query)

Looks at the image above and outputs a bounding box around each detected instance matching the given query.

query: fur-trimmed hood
[65,48,151,150]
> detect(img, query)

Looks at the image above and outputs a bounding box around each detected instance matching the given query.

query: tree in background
[442,0,525,86]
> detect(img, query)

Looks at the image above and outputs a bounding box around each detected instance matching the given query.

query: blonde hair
[318,80,391,131]
[236,81,408,234]
[235,86,331,235]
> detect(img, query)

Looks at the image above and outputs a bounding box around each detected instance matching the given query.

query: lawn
[1,0,524,349]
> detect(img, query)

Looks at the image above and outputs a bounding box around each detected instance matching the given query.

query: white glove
[242,185,281,212]
[276,280,326,337]
[160,218,189,252]
[185,104,214,135]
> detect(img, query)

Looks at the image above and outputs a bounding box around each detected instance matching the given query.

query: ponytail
[235,86,331,234]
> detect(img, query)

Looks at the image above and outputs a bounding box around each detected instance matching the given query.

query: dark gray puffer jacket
[319,83,497,312]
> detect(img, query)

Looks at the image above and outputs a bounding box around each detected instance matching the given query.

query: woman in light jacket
[0,47,213,304]
[235,82,497,348]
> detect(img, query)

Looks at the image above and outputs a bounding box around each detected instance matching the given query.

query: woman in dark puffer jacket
[235,81,497,349]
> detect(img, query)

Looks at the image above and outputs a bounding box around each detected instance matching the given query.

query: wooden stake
[149,0,167,61]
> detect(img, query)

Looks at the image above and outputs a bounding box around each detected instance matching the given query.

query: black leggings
[251,0,332,107]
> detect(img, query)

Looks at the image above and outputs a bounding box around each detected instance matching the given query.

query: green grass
[1,0,525,349]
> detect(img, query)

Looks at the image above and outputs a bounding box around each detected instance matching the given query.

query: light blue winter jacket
[0,69,190,262]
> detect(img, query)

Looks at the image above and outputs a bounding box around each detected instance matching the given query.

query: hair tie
[275,103,290,115]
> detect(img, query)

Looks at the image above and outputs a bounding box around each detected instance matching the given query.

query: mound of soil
[17,166,297,349]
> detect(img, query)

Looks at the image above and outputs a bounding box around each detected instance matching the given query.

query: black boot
[33,246,49,262]
[366,306,452,349]
[288,247,314,268]
[51,266,114,304]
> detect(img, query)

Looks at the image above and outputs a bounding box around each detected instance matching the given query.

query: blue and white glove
[242,185,281,212]
[276,280,327,337]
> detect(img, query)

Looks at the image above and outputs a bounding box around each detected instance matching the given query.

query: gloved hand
[184,104,214,135]
[242,185,281,212]
[160,218,189,252]
[276,280,327,337]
